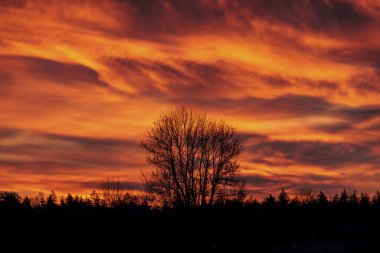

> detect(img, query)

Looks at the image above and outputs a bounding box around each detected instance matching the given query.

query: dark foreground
[2,202,380,252]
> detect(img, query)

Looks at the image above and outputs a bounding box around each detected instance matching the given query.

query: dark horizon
[2,187,380,253]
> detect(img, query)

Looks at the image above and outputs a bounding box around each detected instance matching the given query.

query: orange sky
[1,0,380,198]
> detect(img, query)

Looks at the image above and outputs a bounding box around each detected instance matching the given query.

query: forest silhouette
[1,188,380,252]
[1,107,379,252]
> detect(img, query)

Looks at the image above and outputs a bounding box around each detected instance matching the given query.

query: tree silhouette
[21,196,32,209]
[317,191,328,206]
[140,106,245,207]
[348,189,359,205]
[297,188,316,205]
[46,190,58,208]
[278,189,289,206]
[360,192,370,206]
[332,194,339,205]
[263,194,276,206]
[65,193,74,207]
[339,189,348,206]
[90,190,101,208]
[34,191,45,208]
[0,191,21,209]
[372,190,380,206]
[101,178,127,207]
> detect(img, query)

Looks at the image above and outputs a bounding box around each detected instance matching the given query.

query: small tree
[66,194,74,207]
[298,188,316,205]
[339,189,348,206]
[34,191,45,208]
[101,178,127,207]
[360,192,370,206]
[90,190,101,208]
[348,189,359,205]
[372,190,380,206]
[141,107,245,207]
[317,191,328,206]
[46,190,58,208]
[332,194,339,205]
[0,191,21,208]
[22,196,32,209]
[263,194,276,206]
[60,196,66,207]
[278,189,289,206]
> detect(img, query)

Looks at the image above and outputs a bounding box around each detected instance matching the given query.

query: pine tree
[339,189,348,206]
[317,191,328,205]
[348,189,358,205]
[46,190,58,208]
[278,189,289,206]
[263,194,276,206]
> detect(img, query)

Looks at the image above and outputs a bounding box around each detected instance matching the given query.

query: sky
[1,0,380,198]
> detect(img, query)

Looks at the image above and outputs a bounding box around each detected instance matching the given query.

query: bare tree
[140,106,245,207]
[297,188,316,205]
[33,191,45,208]
[90,190,101,207]
[101,178,127,207]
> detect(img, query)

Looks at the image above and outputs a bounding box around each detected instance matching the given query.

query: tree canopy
[140,107,245,207]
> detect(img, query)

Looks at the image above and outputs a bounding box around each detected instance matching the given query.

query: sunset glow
[1,0,380,198]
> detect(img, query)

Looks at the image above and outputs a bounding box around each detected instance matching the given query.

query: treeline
[0,190,149,209]
[2,188,380,252]
[1,188,380,209]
